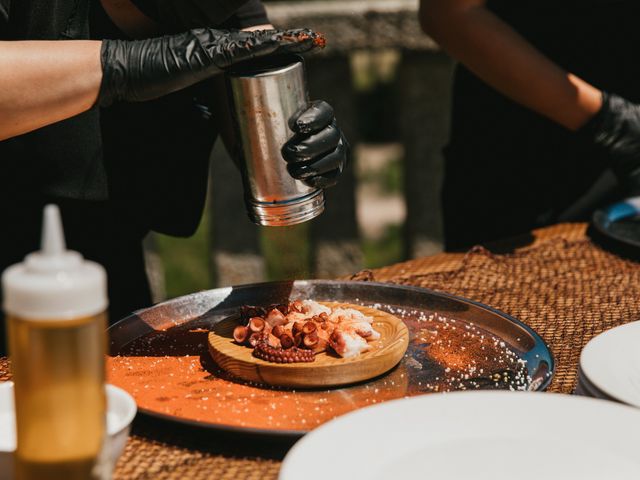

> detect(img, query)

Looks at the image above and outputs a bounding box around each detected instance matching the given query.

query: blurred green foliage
[358,156,404,195]
[155,213,211,299]
[382,157,404,194]
[260,223,311,280]
[363,224,403,269]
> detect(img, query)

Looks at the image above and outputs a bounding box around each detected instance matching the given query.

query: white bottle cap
[2,205,108,320]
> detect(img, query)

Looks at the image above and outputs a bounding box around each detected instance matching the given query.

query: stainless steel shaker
[227,55,325,226]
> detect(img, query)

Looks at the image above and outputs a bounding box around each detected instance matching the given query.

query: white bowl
[0,382,136,480]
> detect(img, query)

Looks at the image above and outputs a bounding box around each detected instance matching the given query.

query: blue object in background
[603,197,640,223]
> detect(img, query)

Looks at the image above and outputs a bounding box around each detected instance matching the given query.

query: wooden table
[3,223,640,479]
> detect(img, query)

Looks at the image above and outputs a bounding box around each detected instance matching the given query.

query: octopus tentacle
[252,340,315,363]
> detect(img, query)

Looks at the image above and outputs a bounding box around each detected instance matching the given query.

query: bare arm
[0,0,147,141]
[0,0,275,142]
[419,0,602,130]
[0,40,102,141]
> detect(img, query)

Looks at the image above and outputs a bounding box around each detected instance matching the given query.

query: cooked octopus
[232,300,381,364]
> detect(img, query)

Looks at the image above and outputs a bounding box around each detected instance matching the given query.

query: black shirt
[445,0,640,248]
[90,0,268,236]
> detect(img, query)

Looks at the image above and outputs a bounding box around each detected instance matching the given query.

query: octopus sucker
[253,341,315,363]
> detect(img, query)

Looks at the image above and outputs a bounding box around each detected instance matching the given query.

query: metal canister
[227,55,325,226]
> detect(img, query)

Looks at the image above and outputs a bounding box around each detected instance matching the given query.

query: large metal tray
[108,280,554,437]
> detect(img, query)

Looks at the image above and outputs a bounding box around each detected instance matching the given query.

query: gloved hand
[98,28,322,107]
[282,100,349,189]
[578,91,640,196]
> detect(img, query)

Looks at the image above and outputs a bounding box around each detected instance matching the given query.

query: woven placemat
[113,425,285,480]
[3,222,640,478]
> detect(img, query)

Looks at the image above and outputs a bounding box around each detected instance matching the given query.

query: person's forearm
[0,41,102,140]
[419,0,602,130]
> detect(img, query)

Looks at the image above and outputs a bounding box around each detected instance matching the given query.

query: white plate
[0,382,136,480]
[280,391,640,480]
[581,321,640,408]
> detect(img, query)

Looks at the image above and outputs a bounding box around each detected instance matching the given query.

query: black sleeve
[90,0,218,237]
[129,0,257,31]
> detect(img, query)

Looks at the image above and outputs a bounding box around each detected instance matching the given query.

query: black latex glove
[282,100,349,189]
[578,91,640,196]
[98,29,321,107]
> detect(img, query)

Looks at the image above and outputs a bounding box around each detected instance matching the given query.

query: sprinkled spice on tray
[107,306,530,432]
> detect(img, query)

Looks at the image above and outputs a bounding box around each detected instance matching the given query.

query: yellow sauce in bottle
[9,313,106,480]
[2,205,109,480]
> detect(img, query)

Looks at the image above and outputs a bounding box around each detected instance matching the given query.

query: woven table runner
[2,222,640,479]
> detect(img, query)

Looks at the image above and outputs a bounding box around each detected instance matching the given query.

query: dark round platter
[107,280,554,438]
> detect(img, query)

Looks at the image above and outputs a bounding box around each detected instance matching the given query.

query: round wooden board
[207,302,409,388]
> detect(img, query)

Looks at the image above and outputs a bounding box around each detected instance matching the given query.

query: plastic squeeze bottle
[3,205,108,480]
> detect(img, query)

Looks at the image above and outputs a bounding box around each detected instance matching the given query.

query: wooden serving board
[207,302,409,388]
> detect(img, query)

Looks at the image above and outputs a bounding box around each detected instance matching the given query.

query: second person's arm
[419,0,602,131]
